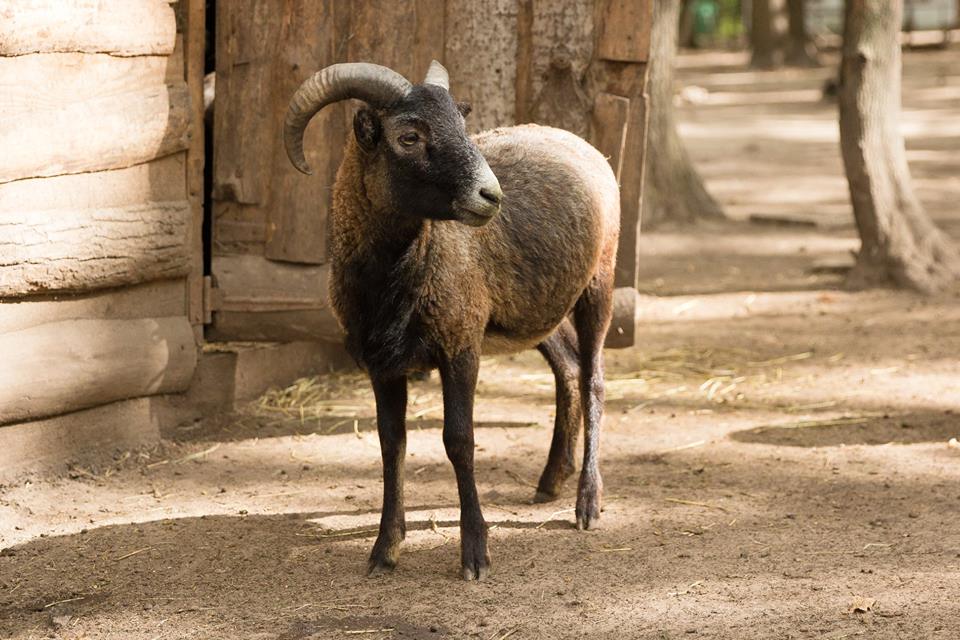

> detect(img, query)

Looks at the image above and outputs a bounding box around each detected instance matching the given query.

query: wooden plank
[0,279,187,333]
[231,341,352,403]
[527,0,595,131]
[349,0,418,78]
[590,92,630,180]
[597,0,652,62]
[212,0,283,206]
[216,220,267,248]
[0,54,190,183]
[213,254,329,311]
[609,65,649,291]
[445,0,519,131]
[606,286,636,348]
[0,201,192,297]
[0,398,163,483]
[262,0,348,264]
[210,254,341,342]
[184,0,206,327]
[514,0,534,123]
[414,0,447,81]
[209,310,342,343]
[593,0,652,349]
[0,316,197,424]
[0,0,176,57]
[0,155,186,213]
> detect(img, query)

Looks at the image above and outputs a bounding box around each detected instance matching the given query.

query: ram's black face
[354,85,502,227]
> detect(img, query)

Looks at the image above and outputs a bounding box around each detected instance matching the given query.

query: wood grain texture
[183,0,206,326]
[0,279,187,333]
[597,0,652,62]
[209,254,341,342]
[0,0,176,56]
[212,254,329,311]
[528,0,594,126]
[0,201,191,297]
[0,156,191,294]
[590,92,630,180]
[445,0,519,131]
[0,315,197,424]
[514,0,534,122]
[212,0,283,206]
[594,0,653,281]
[0,155,186,213]
[0,397,163,483]
[0,54,190,183]
[263,0,349,264]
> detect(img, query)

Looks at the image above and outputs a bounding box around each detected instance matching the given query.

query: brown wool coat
[329,123,620,371]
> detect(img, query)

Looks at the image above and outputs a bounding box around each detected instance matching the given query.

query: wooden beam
[514,0,534,124]
[414,0,447,79]
[597,0,653,62]
[0,155,186,213]
[183,0,206,328]
[0,155,191,296]
[0,397,163,483]
[0,315,197,425]
[445,0,519,131]
[0,279,187,333]
[208,309,342,343]
[209,254,341,342]
[0,0,177,57]
[0,54,190,183]
[212,0,283,206]
[590,92,631,181]
[0,201,192,297]
[592,0,653,349]
[262,0,348,264]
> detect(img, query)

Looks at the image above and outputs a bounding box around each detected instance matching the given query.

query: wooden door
[208,0,444,342]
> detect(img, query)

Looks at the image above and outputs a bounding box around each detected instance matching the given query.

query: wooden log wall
[0,0,201,431]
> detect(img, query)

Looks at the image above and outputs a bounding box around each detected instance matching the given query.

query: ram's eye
[398,132,420,147]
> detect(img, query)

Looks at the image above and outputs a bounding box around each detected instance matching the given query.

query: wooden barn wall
[210,0,649,347]
[0,0,205,475]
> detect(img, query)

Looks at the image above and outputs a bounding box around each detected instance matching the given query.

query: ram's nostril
[479,186,502,206]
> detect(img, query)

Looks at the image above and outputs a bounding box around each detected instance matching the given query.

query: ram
[284,61,620,580]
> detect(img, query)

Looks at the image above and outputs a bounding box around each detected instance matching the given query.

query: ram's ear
[353,108,382,151]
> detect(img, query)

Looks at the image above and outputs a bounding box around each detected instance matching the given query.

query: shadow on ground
[731,410,958,447]
[3,441,959,639]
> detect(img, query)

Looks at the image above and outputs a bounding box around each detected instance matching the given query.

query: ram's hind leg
[573,273,613,530]
[534,319,582,503]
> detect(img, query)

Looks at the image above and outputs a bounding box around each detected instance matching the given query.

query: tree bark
[750,0,779,69]
[642,0,724,228]
[839,0,960,293]
[784,0,818,66]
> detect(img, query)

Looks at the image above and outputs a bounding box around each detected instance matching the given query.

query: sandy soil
[2,47,960,640]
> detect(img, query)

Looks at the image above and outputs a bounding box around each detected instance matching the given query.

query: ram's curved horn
[284,63,412,174]
[423,60,449,91]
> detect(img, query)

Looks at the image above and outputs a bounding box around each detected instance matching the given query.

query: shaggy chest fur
[331,225,483,377]
[333,246,434,376]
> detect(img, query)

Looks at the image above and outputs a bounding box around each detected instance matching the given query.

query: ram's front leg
[439,350,489,581]
[368,374,408,575]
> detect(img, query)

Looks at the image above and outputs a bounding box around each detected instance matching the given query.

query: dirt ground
[2,47,960,640]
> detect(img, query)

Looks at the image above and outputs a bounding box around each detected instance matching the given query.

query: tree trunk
[750,0,778,69]
[679,0,696,49]
[839,0,960,293]
[643,0,724,228]
[784,0,818,66]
